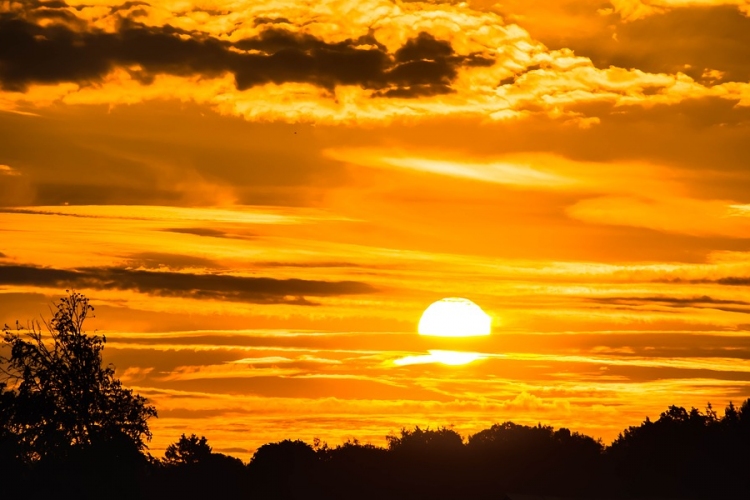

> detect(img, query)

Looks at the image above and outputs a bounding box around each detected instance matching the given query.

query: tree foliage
[0,291,157,462]
[386,425,464,453]
[163,434,212,465]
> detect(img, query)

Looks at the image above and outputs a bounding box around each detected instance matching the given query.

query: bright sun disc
[418,297,491,337]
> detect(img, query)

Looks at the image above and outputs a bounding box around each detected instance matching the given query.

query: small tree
[0,291,157,462]
[163,434,212,465]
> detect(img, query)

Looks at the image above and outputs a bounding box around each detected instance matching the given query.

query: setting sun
[418,298,492,337]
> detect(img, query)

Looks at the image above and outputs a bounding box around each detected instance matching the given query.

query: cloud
[0,263,377,304]
[592,295,750,306]
[160,227,255,240]
[2,0,748,122]
[325,149,576,187]
[606,0,750,21]
[567,196,750,238]
[0,8,484,98]
[122,251,222,270]
[580,6,750,83]
[2,205,322,224]
[586,295,750,315]
[257,261,363,269]
[0,164,20,176]
[707,277,750,286]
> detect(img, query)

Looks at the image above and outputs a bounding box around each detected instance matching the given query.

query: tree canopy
[163,434,213,465]
[0,291,157,462]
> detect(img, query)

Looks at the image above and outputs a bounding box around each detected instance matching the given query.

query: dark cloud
[553,6,750,84]
[589,295,750,307]
[394,32,454,63]
[161,227,255,240]
[715,277,750,286]
[0,263,377,304]
[109,2,151,15]
[587,295,750,315]
[0,7,491,97]
[0,251,6,258]
[253,17,292,26]
[659,277,750,287]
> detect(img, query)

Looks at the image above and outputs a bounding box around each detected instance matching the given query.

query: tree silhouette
[386,425,464,453]
[163,434,212,465]
[248,439,319,499]
[149,434,246,500]
[466,422,606,496]
[0,291,157,462]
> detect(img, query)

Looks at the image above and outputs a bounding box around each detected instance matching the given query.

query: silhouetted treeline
[3,293,750,499]
[3,401,750,499]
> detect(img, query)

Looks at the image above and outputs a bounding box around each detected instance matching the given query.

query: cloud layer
[2,0,750,122]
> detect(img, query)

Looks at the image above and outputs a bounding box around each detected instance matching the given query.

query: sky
[2,0,750,460]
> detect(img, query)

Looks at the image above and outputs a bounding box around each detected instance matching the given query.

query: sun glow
[418,298,492,337]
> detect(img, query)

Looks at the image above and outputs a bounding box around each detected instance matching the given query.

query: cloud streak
[0,263,377,304]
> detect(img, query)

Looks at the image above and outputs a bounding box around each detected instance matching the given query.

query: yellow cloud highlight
[379,157,569,187]
[0,164,20,176]
[394,350,486,366]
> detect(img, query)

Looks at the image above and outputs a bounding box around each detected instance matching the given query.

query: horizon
[3,0,750,464]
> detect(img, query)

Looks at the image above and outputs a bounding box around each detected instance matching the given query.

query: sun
[418,297,491,337]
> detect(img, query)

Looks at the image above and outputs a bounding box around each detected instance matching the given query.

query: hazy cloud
[123,251,222,270]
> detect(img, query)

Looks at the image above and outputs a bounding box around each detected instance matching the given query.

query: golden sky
[2,0,750,459]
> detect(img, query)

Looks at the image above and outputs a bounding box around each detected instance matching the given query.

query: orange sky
[2,0,750,460]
